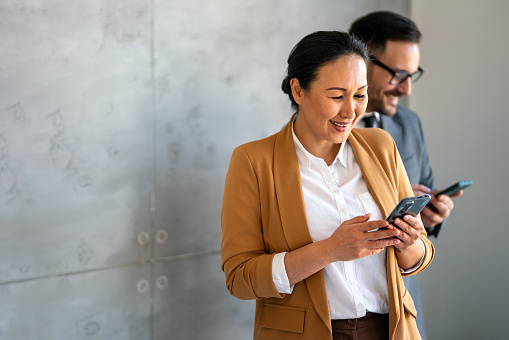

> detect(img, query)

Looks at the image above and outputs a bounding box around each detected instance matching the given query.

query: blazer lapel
[273,118,313,250]
[349,129,403,335]
[274,116,332,333]
[348,129,399,218]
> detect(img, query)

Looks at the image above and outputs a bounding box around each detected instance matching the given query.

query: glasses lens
[411,69,424,83]
[391,68,424,85]
[391,71,409,85]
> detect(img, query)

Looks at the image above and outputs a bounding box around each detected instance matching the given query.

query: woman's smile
[330,120,351,132]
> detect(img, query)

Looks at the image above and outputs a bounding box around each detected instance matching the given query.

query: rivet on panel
[156,275,168,289]
[137,232,150,246]
[155,230,168,244]
[137,279,150,293]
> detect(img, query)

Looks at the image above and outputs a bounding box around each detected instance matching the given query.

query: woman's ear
[290,78,303,105]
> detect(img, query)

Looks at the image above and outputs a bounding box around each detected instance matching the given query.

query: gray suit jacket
[380,105,441,236]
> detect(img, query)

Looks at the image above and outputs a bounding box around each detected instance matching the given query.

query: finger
[411,184,431,194]
[343,214,372,225]
[369,235,401,249]
[420,207,443,226]
[360,219,390,232]
[399,216,423,240]
[431,198,453,218]
[393,218,411,235]
[372,225,401,240]
[449,190,463,198]
[401,215,424,230]
[393,217,421,240]
[436,195,455,210]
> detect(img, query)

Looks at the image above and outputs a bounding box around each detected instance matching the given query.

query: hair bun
[281,77,290,94]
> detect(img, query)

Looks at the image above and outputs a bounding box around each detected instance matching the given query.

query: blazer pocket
[256,303,306,334]
[402,289,417,318]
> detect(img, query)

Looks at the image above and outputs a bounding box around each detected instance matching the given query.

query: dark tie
[362,115,376,128]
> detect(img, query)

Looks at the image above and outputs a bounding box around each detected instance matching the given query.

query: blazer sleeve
[392,140,435,276]
[221,146,284,300]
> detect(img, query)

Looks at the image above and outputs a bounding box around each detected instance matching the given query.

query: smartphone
[435,180,472,197]
[385,194,431,226]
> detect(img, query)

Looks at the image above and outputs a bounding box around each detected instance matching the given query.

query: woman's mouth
[330,120,348,128]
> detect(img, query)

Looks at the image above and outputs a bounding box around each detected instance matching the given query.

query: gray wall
[410,1,509,339]
[0,1,409,339]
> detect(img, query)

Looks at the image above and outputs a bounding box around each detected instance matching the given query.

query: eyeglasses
[370,57,424,85]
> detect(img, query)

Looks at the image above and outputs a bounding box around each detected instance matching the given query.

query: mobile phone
[385,194,431,226]
[435,180,472,197]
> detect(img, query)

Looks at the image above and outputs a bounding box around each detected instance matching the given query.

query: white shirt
[271,122,424,319]
[357,111,382,128]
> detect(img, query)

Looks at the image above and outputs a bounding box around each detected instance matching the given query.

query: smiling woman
[291,56,368,165]
[221,31,434,340]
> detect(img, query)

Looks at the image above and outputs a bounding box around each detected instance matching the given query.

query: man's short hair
[349,11,421,54]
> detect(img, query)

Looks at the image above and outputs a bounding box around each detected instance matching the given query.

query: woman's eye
[355,95,366,99]
[330,96,343,100]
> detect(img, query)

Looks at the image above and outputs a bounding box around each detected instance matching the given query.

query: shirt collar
[291,118,348,169]
[363,111,381,122]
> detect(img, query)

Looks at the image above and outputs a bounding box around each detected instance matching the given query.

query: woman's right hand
[324,214,402,262]
[284,214,402,287]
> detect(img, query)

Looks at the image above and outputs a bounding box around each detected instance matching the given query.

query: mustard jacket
[221,116,434,339]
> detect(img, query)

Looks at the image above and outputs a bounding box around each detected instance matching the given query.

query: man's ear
[290,78,303,105]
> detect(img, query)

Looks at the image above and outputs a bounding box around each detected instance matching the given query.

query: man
[349,11,463,339]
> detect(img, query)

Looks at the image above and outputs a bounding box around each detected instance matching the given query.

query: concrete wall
[0,1,409,339]
[410,1,509,339]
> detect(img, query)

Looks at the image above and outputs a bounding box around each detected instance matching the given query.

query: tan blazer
[221,116,434,340]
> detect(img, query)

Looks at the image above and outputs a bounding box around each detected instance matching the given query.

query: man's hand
[411,184,463,229]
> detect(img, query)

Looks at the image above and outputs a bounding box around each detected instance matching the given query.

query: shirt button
[357,303,363,309]
[349,280,354,285]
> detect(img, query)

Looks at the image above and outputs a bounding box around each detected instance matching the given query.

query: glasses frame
[370,57,424,85]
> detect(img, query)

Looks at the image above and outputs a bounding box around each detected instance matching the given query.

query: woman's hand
[285,214,409,287]
[392,214,424,251]
[324,214,402,262]
[391,214,426,269]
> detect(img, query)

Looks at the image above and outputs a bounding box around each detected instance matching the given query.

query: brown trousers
[332,313,389,340]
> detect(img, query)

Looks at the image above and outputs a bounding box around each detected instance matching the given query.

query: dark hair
[348,11,421,55]
[281,31,369,111]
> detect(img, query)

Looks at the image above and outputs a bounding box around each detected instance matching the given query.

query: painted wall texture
[0,1,408,339]
[410,1,509,339]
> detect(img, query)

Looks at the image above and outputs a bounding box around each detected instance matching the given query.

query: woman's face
[292,55,368,157]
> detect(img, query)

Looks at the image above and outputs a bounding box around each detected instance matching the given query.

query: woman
[221,31,434,340]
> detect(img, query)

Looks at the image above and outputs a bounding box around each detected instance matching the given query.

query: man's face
[366,40,421,116]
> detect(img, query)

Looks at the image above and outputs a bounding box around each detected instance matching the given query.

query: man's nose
[396,77,412,96]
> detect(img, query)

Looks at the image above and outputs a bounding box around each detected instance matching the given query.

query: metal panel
[152,0,410,257]
[153,253,255,340]
[0,1,409,339]
[0,0,153,283]
[0,264,151,340]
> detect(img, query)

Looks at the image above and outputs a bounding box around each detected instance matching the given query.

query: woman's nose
[341,98,356,118]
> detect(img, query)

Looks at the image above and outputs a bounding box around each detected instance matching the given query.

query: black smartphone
[435,180,472,197]
[385,194,431,226]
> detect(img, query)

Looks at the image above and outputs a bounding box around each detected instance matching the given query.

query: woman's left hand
[391,214,424,252]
